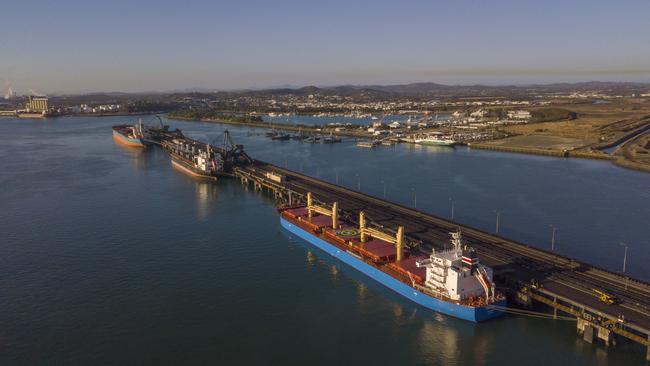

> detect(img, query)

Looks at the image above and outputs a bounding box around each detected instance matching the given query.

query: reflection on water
[408,143,456,154]
[392,303,404,318]
[194,182,219,220]
[113,139,149,170]
[471,329,490,366]
[356,282,368,300]
[330,264,339,280]
[305,251,316,266]
[418,320,462,363]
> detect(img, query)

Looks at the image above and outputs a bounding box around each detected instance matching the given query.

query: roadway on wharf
[235,160,650,356]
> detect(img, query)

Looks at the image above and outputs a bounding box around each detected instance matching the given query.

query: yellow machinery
[306,192,339,229]
[593,289,617,305]
[304,192,406,262]
[359,211,405,261]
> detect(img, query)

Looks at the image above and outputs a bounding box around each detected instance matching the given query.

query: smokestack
[461,246,479,273]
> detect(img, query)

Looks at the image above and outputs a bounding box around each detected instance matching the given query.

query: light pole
[550,225,557,251]
[381,180,386,198]
[412,188,417,209]
[449,197,455,220]
[494,210,501,234]
[620,242,628,273]
[620,242,629,290]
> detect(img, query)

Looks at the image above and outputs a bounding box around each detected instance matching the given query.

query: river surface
[0,116,648,365]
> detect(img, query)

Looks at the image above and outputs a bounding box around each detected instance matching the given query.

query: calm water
[0,116,648,365]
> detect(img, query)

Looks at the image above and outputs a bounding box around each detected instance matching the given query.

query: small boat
[271,133,291,141]
[322,133,342,144]
[356,140,377,148]
[290,129,306,140]
[304,135,322,143]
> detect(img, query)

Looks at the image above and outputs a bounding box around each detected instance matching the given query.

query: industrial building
[26,96,49,113]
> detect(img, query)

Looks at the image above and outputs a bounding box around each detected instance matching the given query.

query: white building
[470,109,487,118]
[507,110,531,120]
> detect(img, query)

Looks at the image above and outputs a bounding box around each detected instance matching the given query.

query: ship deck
[281,207,490,307]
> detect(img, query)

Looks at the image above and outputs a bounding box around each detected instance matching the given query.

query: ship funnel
[461,246,479,273]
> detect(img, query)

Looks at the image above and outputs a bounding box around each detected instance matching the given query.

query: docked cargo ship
[112,122,148,147]
[167,139,224,180]
[280,198,505,322]
[159,129,252,180]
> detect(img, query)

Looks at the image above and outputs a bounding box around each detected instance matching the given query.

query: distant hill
[56,81,650,101]
[225,81,650,98]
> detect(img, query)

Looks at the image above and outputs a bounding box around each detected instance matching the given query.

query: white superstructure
[414,134,457,146]
[416,231,495,302]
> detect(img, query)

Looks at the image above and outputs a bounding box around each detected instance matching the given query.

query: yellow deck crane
[359,211,405,261]
[306,192,339,229]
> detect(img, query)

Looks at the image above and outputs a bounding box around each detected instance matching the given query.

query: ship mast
[450,230,462,252]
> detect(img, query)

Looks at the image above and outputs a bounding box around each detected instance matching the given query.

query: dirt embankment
[473,101,650,172]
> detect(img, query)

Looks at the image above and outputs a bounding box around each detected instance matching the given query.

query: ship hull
[112,129,146,148]
[415,140,456,147]
[281,217,505,322]
[171,156,218,181]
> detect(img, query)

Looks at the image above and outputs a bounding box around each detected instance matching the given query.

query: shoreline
[1,111,171,119]
[167,115,650,174]
[167,115,371,138]
[469,142,650,173]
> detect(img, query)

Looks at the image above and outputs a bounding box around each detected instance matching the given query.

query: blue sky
[2,0,650,93]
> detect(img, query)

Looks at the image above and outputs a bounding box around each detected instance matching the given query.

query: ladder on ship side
[475,267,492,302]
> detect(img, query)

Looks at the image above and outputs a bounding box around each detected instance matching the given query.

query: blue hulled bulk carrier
[279,197,506,322]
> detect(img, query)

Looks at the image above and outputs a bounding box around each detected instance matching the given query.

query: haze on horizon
[3,0,650,94]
